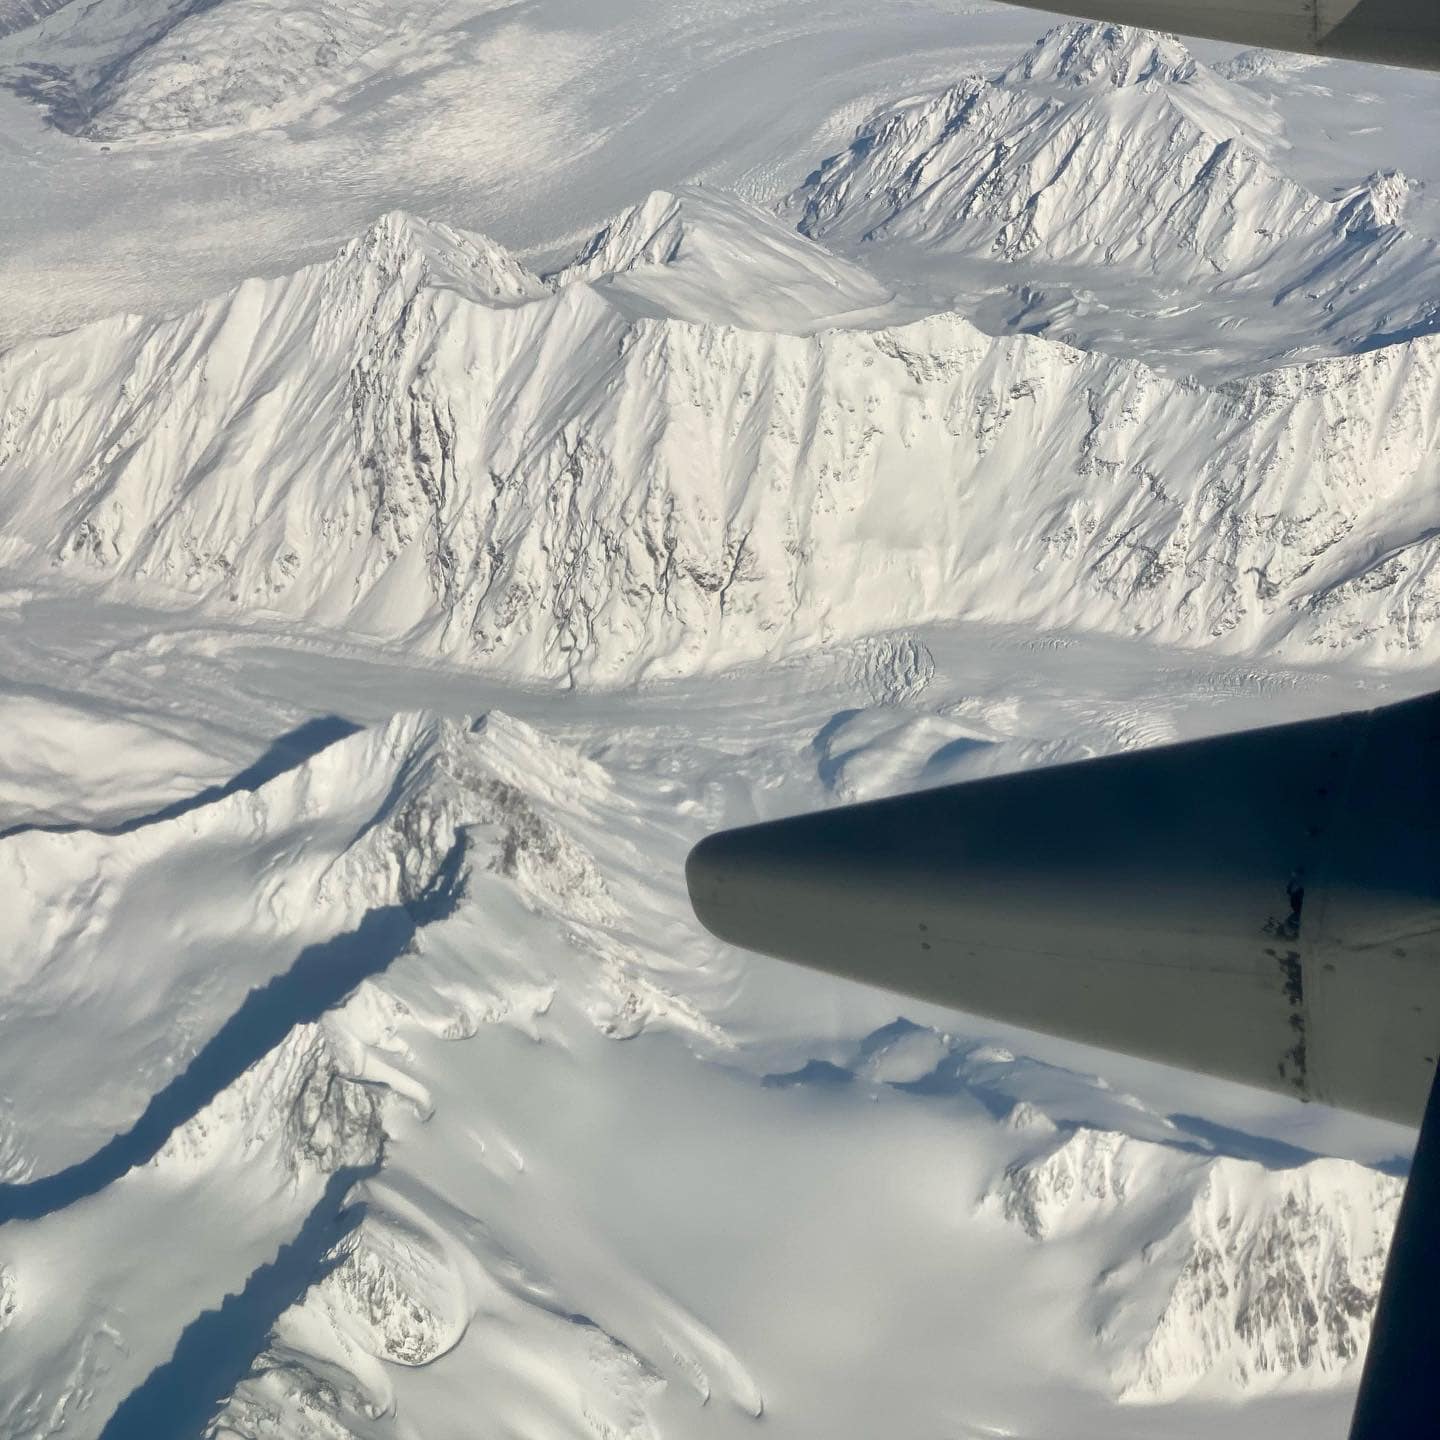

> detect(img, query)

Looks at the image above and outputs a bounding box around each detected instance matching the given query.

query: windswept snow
[550,187,908,332]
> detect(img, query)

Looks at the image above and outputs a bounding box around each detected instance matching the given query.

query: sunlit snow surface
[0,2,1437,1438]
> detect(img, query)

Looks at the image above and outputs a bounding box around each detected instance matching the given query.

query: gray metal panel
[1323,0,1440,69]
[997,0,1440,69]
[687,692,1440,1125]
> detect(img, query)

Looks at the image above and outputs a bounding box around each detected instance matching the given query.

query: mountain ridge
[989,1121,1400,1402]
[0,194,1437,684]
[788,23,1440,376]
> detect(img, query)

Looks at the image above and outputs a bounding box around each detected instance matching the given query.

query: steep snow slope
[1,198,1438,683]
[0,685,231,830]
[0,712,449,1177]
[790,24,1440,376]
[1,1018,385,1440]
[550,187,909,332]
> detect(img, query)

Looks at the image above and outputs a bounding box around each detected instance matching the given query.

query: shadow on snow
[0,714,363,841]
[0,837,465,1225]
[98,1161,379,1440]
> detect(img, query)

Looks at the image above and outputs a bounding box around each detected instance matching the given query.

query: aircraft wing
[998,0,1440,69]
[689,691,1440,1128]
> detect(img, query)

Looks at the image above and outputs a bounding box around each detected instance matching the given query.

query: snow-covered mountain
[790,24,1440,375]
[794,23,1292,268]
[0,189,1437,684]
[0,703,724,1436]
[212,1013,1399,1435]
[0,6,1428,1440]
[0,710,605,1178]
[989,1123,1400,1401]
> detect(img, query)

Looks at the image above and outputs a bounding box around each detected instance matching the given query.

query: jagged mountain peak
[1000,21,1197,90]
[555,187,691,281]
[792,25,1297,273]
[1336,169,1414,235]
[994,1125,1156,1240]
[337,210,549,308]
[789,16,1440,326]
[993,21,1278,145]
[989,1123,1402,1401]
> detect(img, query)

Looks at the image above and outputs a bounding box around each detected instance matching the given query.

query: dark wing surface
[689,690,1440,1127]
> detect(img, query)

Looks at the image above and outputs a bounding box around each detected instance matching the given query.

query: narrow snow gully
[0,835,465,1224]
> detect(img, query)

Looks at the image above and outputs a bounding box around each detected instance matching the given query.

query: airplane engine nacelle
[687,691,1440,1125]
